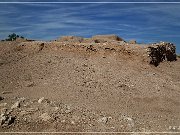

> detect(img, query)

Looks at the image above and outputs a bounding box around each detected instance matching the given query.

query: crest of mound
[57,36,84,43]
[92,34,124,43]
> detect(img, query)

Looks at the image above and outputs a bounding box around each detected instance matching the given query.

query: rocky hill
[0,35,180,133]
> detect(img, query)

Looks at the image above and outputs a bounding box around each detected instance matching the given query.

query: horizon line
[1,1,180,4]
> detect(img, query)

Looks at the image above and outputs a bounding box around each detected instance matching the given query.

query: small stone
[39,113,51,121]
[2,91,12,94]
[61,120,65,123]
[65,109,71,114]
[6,116,15,125]
[0,114,8,125]
[65,105,72,113]
[38,97,45,103]
[0,103,7,107]
[1,108,7,114]
[98,117,108,124]
[19,97,25,102]
[25,81,34,87]
[11,101,20,109]
[71,121,75,125]
[0,96,4,101]
[53,107,59,111]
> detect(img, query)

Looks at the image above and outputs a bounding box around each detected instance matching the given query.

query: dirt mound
[0,36,180,132]
[92,34,124,43]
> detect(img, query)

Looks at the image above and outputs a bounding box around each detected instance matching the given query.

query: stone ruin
[12,34,177,67]
[148,42,177,66]
[56,34,124,43]
[55,35,177,67]
[92,34,124,43]
[57,36,84,43]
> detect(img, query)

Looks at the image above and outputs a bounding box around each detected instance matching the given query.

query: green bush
[5,33,24,41]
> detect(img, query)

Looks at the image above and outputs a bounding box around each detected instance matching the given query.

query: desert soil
[0,40,180,134]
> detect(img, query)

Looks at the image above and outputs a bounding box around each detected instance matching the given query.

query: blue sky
[0,0,180,53]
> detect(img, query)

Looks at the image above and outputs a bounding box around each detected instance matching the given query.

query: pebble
[5,116,15,126]
[98,116,108,124]
[71,121,75,125]
[0,114,8,125]
[25,81,34,87]
[65,105,72,113]
[0,96,4,101]
[38,97,45,103]
[0,103,7,107]
[2,91,12,94]
[11,101,20,109]
[0,112,15,126]
[61,120,65,123]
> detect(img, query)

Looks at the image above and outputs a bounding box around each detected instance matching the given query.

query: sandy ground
[0,41,180,134]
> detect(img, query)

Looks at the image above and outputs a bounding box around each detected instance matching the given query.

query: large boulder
[92,34,124,43]
[57,36,84,43]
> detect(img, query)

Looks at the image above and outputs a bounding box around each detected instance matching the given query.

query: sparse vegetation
[2,33,24,41]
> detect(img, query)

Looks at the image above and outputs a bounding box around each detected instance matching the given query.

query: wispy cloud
[0,2,180,53]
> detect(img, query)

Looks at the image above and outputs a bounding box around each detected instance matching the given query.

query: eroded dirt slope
[0,40,180,133]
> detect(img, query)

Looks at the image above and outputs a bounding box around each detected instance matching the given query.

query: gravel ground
[0,40,180,134]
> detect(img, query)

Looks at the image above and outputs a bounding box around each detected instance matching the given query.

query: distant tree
[5,33,24,41]
[6,33,17,41]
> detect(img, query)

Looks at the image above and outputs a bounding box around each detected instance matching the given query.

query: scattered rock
[5,116,15,126]
[0,114,8,125]
[0,59,4,66]
[18,97,26,102]
[120,115,135,129]
[0,112,15,126]
[38,97,45,103]
[0,103,7,107]
[71,120,75,125]
[98,116,108,124]
[0,96,4,101]
[39,113,51,121]
[39,43,44,51]
[1,108,7,114]
[2,91,12,94]
[65,107,72,114]
[11,101,20,109]
[25,81,35,87]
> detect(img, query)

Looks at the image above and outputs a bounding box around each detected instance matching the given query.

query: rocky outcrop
[148,42,177,66]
